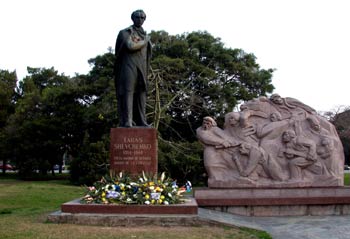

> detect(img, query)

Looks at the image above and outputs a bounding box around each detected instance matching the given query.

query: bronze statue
[114,10,152,127]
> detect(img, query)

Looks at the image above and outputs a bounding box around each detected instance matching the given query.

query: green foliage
[5,67,86,178]
[70,133,109,185]
[158,140,206,185]
[0,70,17,173]
[0,70,17,128]
[325,107,350,165]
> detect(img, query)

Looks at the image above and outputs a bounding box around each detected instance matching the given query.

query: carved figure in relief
[196,117,239,181]
[197,93,344,188]
[279,129,317,181]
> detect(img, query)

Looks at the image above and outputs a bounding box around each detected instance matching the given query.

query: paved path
[198,208,350,239]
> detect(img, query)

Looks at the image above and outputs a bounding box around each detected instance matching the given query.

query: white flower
[160,172,166,182]
[142,171,148,181]
[126,198,132,202]
[139,178,144,183]
[168,193,172,198]
[145,200,150,205]
[164,201,169,205]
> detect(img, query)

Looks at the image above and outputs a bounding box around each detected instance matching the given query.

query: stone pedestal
[110,128,157,175]
[195,187,350,216]
[47,198,200,226]
[60,198,198,215]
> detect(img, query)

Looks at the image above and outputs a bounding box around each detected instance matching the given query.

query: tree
[323,106,350,165]
[0,70,17,173]
[148,31,274,141]
[6,67,86,177]
[67,50,117,184]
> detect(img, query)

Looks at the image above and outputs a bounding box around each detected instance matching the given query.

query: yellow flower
[101,192,106,197]
[122,191,126,196]
[149,182,154,186]
[151,199,155,204]
[155,186,161,192]
[145,194,150,199]
[158,199,163,204]
[160,195,165,200]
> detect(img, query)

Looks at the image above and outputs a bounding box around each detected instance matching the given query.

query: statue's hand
[243,125,256,137]
[221,140,231,148]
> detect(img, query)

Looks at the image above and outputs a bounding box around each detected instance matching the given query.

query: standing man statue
[114,9,152,127]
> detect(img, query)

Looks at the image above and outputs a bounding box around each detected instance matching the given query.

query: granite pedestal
[47,198,200,226]
[110,127,157,175]
[195,187,350,216]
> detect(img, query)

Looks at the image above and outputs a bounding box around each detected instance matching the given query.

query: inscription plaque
[110,128,157,175]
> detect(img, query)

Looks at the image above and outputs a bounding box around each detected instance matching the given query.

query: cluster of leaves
[82,172,185,205]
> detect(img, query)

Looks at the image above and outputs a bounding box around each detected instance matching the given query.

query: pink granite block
[110,128,157,175]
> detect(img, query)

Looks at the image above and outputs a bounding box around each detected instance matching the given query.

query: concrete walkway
[198,208,350,239]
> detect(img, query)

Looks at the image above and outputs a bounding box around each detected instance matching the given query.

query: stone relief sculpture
[197,94,344,188]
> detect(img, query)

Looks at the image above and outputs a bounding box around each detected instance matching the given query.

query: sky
[1,0,349,112]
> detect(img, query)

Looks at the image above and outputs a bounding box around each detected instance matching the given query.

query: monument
[48,10,198,226]
[197,94,344,188]
[114,9,152,128]
[195,94,350,216]
[111,9,157,175]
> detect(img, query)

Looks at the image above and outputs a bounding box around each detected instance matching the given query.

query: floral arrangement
[81,171,186,205]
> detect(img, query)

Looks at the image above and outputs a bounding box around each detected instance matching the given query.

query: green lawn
[344,173,350,185]
[0,179,271,239]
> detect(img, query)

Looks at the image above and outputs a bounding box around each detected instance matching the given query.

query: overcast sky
[1,0,349,112]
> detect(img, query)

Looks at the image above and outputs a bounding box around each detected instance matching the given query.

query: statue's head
[224,112,240,128]
[131,10,146,27]
[270,112,282,122]
[306,115,320,132]
[270,94,283,105]
[282,129,296,142]
[202,116,216,130]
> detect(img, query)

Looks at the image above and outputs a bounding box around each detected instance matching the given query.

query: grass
[344,173,350,185]
[0,179,271,239]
